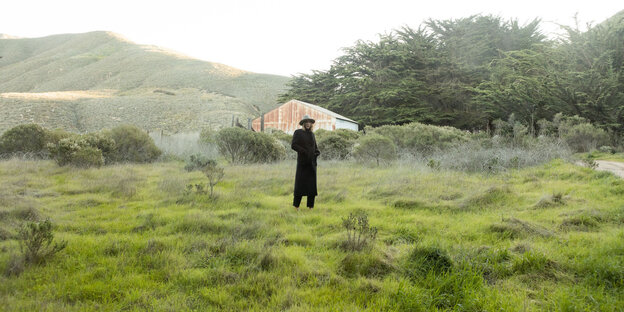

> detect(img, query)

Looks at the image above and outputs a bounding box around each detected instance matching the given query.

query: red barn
[252,99,358,134]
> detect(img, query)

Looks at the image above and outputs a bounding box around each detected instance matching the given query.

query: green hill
[0,31,290,133]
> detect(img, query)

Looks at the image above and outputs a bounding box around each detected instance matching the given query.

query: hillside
[0,31,290,133]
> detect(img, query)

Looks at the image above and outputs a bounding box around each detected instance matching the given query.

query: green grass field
[1,158,623,311]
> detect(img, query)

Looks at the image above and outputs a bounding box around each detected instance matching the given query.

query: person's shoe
[294,206,300,211]
[308,206,314,210]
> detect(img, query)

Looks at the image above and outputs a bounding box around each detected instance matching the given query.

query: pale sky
[1,0,622,76]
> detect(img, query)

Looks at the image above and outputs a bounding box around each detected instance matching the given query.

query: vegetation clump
[105,124,161,163]
[215,127,285,164]
[18,219,67,265]
[338,252,394,278]
[316,131,355,160]
[352,134,396,166]
[533,192,566,209]
[404,246,453,278]
[48,136,105,168]
[184,154,224,197]
[0,124,51,158]
[341,211,378,252]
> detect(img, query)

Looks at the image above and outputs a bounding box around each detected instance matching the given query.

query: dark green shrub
[352,134,397,165]
[555,114,609,152]
[106,125,161,163]
[333,129,360,141]
[84,133,116,164]
[248,131,286,163]
[267,129,292,142]
[19,219,67,265]
[45,128,73,146]
[184,154,216,172]
[0,124,48,157]
[216,128,253,163]
[599,146,615,154]
[370,122,470,155]
[216,127,285,164]
[48,137,105,168]
[317,132,354,160]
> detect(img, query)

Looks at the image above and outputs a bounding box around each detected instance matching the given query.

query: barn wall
[335,118,359,131]
[252,100,337,134]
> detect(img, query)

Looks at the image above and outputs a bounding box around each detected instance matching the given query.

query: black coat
[291,129,320,196]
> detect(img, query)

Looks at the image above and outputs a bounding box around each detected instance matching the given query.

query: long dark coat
[291,129,320,196]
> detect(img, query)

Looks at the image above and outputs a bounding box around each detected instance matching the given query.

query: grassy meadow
[1,158,623,311]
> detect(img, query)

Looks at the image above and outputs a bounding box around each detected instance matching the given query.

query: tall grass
[0,156,623,310]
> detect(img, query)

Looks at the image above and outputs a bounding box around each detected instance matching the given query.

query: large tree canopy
[279,12,624,139]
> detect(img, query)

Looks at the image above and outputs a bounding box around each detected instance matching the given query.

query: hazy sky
[1,0,622,76]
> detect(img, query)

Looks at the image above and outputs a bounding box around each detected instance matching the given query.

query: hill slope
[0,31,290,133]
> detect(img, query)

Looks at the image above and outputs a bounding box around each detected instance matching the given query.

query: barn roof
[287,99,357,124]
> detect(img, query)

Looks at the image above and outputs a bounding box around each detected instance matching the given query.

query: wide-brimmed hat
[299,114,315,125]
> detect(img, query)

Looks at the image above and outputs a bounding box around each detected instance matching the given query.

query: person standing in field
[291,115,320,210]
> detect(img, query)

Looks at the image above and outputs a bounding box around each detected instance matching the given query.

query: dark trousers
[293,195,315,208]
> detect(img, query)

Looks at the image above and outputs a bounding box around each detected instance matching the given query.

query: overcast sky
[1,0,622,76]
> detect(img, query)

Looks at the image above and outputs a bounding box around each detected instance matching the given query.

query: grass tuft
[404,246,453,279]
[488,217,553,239]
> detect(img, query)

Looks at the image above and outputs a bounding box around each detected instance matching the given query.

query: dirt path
[595,160,624,178]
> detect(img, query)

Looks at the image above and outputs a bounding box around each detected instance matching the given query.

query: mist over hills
[0,31,290,133]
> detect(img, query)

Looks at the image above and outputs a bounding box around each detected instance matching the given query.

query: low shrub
[216,127,285,164]
[556,115,609,153]
[352,134,397,166]
[0,124,49,158]
[83,132,116,164]
[184,154,216,172]
[47,137,105,168]
[317,132,354,160]
[341,211,378,252]
[369,122,470,155]
[106,125,161,163]
[18,219,67,265]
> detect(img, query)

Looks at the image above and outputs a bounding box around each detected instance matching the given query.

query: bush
[19,219,67,265]
[203,163,224,198]
[317,132,354,160]
[369,122,470,155]
[47,136,105,168]
[0,124,49,158]
[352,134,397,165]
[555,114,609,152]
[341,211,378,252]
[184,154,216,172]
[84,132,116,164]
[560,123,609,153]
[215,127,285,164]
[106,125,161,163]
[599,146,615,154]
